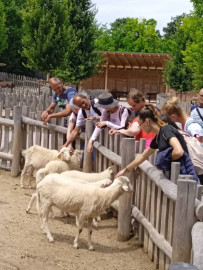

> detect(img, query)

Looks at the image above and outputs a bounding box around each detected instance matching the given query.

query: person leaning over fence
[116,104,199,183]
[41,77,77,125]
[59,92,101,149]
[109,89,155,148]
[87,93,130,153]
[161,97,203,145]
[160,114,203,185]
[65,98,80,152]
[190,88,203,121]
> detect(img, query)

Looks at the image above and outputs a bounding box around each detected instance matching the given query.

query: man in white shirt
[61,92,101,149]
[190,88,203,123]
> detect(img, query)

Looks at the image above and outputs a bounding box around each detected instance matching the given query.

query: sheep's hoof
[26,208,30,213]
[48,237,54,242]
[89,246,94,251]
[73,243,79,249]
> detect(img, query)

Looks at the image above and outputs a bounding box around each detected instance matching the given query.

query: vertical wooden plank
[109,132,114,166]
[154,188,162,269]
[170,162,180,184]
[35,111,42,146]
[103,128,109,168]
[28,112,34,148]
[172,179,197,263]
[57,117,64,149]
[143,176,151,253]
[148,181,156,261]
[11,106,22,177]
[50,118,56,149]
[117,138,135,241]
[139,172,147,245]
[2,108,10,167]
[159,194,168,270]
[83,120,94,172]
[22,106,29,150]
[98,128,104,172]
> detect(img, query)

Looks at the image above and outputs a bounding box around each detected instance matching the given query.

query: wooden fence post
[83,120,94,172]
[11,106,22,177]
[117,137,135,241]
[172,177,197,263]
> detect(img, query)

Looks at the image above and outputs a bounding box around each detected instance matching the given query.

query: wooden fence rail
[0,107,202,270]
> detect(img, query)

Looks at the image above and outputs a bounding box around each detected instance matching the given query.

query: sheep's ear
[57,154,61,160]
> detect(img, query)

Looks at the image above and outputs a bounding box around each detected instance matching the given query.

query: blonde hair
[161,97,183,117]
[138,103,166,128]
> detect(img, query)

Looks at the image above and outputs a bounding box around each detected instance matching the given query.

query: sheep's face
[116,176,133,192]
[73,150,84,162]
[107,166,115,180]
[58,147,72,161]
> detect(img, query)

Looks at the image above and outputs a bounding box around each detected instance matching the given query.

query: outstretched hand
[116,168,127,177]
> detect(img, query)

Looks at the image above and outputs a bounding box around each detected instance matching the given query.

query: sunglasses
[138,120,145,128]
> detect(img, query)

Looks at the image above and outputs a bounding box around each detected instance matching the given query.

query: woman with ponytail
[116,104,199,182]
[161,97,203,144]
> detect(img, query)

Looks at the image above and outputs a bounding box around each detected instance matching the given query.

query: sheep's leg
[26,193,37,213]
[28,167,34,189]
[87,217,94,251]
[73,216,85,249]
[92,218,98,228]
[20,166,27,188]
[41,203,54,242]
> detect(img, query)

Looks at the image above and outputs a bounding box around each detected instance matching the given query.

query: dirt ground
[0,169,155,270]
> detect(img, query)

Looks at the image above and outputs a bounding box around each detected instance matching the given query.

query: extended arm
[116,147,155,177]
[110,121,141,136]
[43,104,72,125]
[41,102,56,121]
[168,137,184,160]
[63,126,81,147]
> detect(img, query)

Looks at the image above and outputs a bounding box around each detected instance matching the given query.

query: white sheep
[36,149,84,184]
[26,176,112,214]
[20,145,73,188]
[60,166,115,182]
[36,174,131,250]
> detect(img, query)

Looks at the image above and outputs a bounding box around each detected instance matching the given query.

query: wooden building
[80,51,170,99]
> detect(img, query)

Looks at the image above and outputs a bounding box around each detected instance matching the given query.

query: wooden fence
[0,106,202,270]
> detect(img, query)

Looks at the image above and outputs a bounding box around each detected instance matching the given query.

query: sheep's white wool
[20,145,75,188]
[60,166,114,182]
[36,174,131,250]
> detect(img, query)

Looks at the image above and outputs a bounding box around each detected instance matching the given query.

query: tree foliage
[0,0,35,75]
[21,0,71,74]
[0,0,7,55]
[54,0,100,85]
[163,14,193,92]
[181,0,203,90]
[95,18,163,53]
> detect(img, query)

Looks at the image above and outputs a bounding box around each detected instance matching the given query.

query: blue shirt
[52,87,77,109]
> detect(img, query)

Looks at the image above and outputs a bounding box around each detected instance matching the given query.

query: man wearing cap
[41,77,77,125]
[87,92,130,153]
[60,92,101,149]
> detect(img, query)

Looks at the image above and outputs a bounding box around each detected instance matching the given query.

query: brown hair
[127,88,145,103]
[161,97,183,117]
[138,103,166,127]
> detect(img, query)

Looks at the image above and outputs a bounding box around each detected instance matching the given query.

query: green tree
[0,0,33,75]
[54,0,100,86]
[182,1,203,90]
[95,17,163,53]
[163,15,193,92]
[0,0,7,55]
[21,0,71,78]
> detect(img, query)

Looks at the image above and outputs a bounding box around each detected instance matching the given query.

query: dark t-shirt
[150,125,188,153]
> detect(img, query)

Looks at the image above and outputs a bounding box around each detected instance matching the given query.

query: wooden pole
[172,177,197,263]
[117,137,135,241]
[11,106,22,177]
[192,222,203,270]
[105,58,108,90]
[83,120,94,172]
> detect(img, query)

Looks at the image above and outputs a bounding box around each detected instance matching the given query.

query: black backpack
[82,98,101,119]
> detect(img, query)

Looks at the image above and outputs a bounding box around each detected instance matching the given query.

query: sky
[92,0,194,34]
